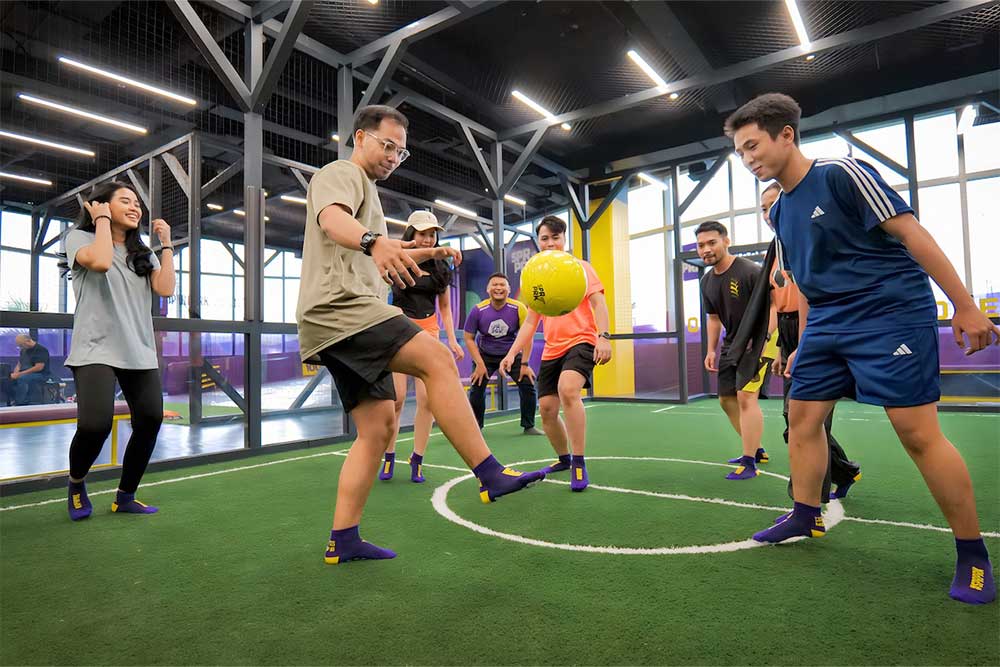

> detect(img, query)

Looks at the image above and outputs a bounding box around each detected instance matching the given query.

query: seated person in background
[10,334,51,405]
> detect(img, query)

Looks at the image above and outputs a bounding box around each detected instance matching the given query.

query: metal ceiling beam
[34,134,194,212]
[161,152,192,199]
[559,173,586,225]
[346,3,501,66]
[203,0,348,65]
[603,70,1000,179]
[627,1,737,112]
[125,169,151,209]
[499,127,548,195]
[458,124,499,196]
[499,0,996,139]
[251,0,315,111]
[253,0,288,23]
[677,151,729,218]
[582,170,636,230]
[200,159,244,198]
[168,0,252,111]
[357,41,408,109]
[835,130,907,176]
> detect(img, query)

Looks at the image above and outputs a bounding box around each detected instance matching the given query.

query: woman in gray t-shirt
[59,181,175,521]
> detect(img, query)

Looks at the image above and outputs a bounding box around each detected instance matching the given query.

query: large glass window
[679,158,729,223]
[627,183,665,235]
[629,235,668,331]
[967,177,1000,300]
[917,183,964,308]
[915,111,959,180]
[964,119,1000,174]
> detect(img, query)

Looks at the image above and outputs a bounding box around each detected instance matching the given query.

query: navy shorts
[790,325,940,407]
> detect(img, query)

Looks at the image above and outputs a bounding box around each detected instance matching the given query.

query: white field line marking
[430,457,845,555]
[652,406,678,413]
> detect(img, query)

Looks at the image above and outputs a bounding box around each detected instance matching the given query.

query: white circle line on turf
[431,456,844,555]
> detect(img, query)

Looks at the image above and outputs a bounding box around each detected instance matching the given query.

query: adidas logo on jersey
[810,206,825,219]
[892,344,913,356]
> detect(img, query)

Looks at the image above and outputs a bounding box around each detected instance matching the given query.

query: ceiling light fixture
[434,198,477,218]
[512,90,571,131]
[784,0,811,49]
[626,49,668,91]
[18,93,147,134]
[0,129,95,156]
[384,217,409,227]
[805,54,816,61]
[332,134,340,142]
[207,203,223,211]
[504,193,527,206]
[281,195,308,205]
[59,56,197,106]
[233,209,269,221]
[0,171,52,186]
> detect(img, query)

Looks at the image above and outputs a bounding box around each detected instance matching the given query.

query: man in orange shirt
[501,215,613,491]
[764,182,861,501]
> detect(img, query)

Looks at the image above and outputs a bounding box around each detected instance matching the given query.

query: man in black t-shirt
[10,334,51,405]
[697,221,772,481]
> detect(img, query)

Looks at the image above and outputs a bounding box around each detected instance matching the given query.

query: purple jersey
[464,298,528,357]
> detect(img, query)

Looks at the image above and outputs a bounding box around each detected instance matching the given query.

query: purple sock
[572,455,586,467]
[793,501,821,518]
[409,453,425,483]
[740,455,756,468]
[472,455,503,479]
[112,491,158,514]
[67,480,92,521]
[951,538,995,604]
[332,525,361,544]
[378,453,396,480]
[558,454,571,465]
[326,525,396,564]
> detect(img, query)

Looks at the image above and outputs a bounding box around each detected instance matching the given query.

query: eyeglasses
[364,131,410,163]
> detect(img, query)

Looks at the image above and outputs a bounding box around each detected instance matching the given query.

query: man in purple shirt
[463,272,543,435]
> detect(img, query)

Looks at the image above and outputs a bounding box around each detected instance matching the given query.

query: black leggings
[69,365,163,493]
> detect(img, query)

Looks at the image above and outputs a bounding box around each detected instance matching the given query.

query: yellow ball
[520,250,587,317]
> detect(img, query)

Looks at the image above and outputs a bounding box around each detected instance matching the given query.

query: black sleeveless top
[392,259,446,319]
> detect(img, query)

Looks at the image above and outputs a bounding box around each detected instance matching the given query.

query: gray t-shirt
[64,229,161,369]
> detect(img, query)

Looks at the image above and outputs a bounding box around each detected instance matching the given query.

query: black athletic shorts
[717,352,769,397]
[537,343,595,398]
[315,315,422,414]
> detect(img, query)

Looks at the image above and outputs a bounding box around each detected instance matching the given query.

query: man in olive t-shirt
[296,105,544,566]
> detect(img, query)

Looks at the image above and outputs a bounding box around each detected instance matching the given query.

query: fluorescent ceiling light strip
[207,203,223,211]
[512,90,572,131]
[280,195,308,205]
[233,209,269,221]
[504,193,527,206]
[434,198,477,218]
[627,50,668,91]
[0,171,52,185]
[332,134,340,142]
[784,0,811,48]
[59,57,196,106]
[384,217,409,227]
[18,93,147,134]
[0,129,95,156]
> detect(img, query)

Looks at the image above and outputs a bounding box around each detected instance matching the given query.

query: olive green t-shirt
[295,160,401,362]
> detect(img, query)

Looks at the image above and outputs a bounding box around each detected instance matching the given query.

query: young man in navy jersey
[725,93,998,604]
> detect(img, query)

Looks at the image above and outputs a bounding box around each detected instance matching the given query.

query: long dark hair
[58,181,154,277]
[401,225,452,294]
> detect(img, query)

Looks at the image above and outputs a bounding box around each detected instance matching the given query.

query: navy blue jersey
[770,158,936,333]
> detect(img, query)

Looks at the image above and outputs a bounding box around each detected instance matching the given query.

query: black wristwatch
[360,231,382,256]
[598,331,611,340]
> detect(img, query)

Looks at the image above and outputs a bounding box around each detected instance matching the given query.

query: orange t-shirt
[541,259,604,360]
[769,256,800,314]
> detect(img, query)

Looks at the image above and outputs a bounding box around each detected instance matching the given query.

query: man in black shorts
[500,216,613,492]
[697,220,771,480]
[296,105,544,565]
